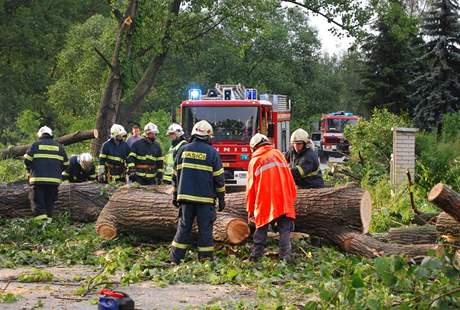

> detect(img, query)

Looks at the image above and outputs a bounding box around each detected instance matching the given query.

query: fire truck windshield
[327,119,357,133]
[183,106,259,142]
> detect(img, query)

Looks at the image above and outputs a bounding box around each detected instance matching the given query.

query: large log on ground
[373,225,439,245]
[436,212,460,242]
[428,183,460,223]
[95,185,371,242]
[0,129,98,160]
[95,186,250,244]
[0,181,108,222]
[330,229,438,258]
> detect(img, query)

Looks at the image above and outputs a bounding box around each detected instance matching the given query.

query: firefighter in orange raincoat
[246,133,297,262]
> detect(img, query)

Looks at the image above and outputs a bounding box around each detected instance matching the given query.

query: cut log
[330,229,438,258]
[373,225,439,245]
[0,129,98,160]
[0,181,108,222]
[436,212,460,242]
[428,183,460,223]
[95,185,251,245]
[95,185,371,243]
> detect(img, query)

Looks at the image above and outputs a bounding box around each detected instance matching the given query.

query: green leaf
[351,272,365,288]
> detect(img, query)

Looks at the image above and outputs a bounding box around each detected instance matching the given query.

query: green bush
[442,111,460,143]
[0,159,26,183]
[344,108,411,185]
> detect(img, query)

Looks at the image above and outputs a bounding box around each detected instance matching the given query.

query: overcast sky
[308,14,355,56]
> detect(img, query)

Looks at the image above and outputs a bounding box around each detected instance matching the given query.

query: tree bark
[428,183,460,223]
[436,212,460,242]
[95,185,250,244]
[373,225,439,245]
[0,181,108,222]
[92,0,138,156]
[95,185,371,242]
[0,130,98,160]
[330,229,438,258]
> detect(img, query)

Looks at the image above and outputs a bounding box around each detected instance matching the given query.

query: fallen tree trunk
[436,212,460,242]
[95,185,371,244]
[373,225,439,245]
[0,181,108,222]
[428,183,460,223]
[95,186,250,244]
[331,229,438,258]
[0,129,98,160]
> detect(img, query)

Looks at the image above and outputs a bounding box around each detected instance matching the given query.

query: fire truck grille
[324,136,341,144]
[220,154,237,162]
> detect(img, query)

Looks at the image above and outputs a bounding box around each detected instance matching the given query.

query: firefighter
[98,124,130,183]
[285,128,324,189]
[170,120,226,264]
[163,123,187,184]
[62,153,96,183]
[24,126,69,217]
[127,122,164,185]
[246,133,297,262]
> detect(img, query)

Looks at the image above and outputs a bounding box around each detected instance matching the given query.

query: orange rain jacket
[246,144,297,228]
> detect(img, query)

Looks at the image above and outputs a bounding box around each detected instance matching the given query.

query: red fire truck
[315,111,360,160]
[180,84,291,187]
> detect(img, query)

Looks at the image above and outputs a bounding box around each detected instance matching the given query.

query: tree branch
[94,47,113,70]
[282,0,355,35]
[185,15,228,44]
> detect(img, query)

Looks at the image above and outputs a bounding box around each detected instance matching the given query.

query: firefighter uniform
[62,155,96,182]
[170,137,226,263]
[247,134,297,261]
[163,136,187,184]
[127,137,164,185]
[285,147,324,189]
[99,138,130,182]
[24,133,69,216]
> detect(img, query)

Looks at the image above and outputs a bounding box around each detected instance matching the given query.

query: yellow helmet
[191,120,213,137]
[290,128,310,144]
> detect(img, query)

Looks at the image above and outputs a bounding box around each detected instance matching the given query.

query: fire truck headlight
[188,89,201,100]
[240,154,249,160]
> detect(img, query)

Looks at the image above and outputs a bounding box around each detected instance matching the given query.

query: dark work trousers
[251,215,294,260]
[170,203,216,263]
[29,184,59,217]
[131,175,156,185]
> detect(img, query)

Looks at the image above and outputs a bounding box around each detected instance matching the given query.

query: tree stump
[428,183,460,223]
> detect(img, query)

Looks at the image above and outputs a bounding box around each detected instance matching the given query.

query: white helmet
[110,124,127,138]
[144,122,159,134]
[37,126,53,138]
[166,123,184,136]
[191,120,213,137]
[250,133,270,149]
[78,153,93,171]
[290,128,310,144]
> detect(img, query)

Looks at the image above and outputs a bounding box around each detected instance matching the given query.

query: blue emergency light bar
[188,88,202,100]
[245,88,257,100]
[330,111,353,116]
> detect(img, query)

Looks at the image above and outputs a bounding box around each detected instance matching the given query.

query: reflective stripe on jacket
[99,138,130,177]
[246,145,297,228]
[62,155,96,183]
[164,138,187,182]
[173,139,225,205]
[24,136,69,185]
[127,137,164,181]
[285,146,324,189]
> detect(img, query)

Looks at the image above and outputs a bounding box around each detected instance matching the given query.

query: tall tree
[410,0,460,132]
[361,0,422,114]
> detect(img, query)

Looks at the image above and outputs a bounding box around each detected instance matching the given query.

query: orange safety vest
[246,145,297,228]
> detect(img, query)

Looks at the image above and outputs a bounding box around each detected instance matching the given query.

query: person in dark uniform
[170,120,226,264]
[163,123,187,184]
[127,122,164,185]
[62,153,96,182]
[285,128,324,189]
[98,124,130,183]
[24,126,69,217]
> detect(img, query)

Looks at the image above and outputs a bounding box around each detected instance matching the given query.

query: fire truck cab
[180,84,291,187]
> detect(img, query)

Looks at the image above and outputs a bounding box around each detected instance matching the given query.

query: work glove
[217,196,225,212]
[128,169,136,181]
[97,173,107,183]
